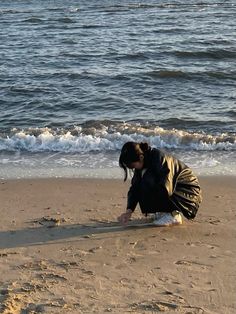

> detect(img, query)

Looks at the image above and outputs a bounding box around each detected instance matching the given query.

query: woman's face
[129,159,144,170]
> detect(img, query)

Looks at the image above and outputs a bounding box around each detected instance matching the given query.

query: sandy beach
[0,176,235,314]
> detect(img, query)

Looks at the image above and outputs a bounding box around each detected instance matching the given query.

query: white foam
[0,126,235,153]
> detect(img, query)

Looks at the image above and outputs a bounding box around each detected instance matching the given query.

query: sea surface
[0,0,235,179]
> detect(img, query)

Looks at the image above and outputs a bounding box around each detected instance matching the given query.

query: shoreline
[0,176,235,313]
[1,173,236,181]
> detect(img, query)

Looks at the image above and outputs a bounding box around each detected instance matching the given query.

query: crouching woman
[118,142,202,226]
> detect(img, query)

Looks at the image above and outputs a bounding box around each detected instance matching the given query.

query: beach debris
[84,208,94,212]
[88,246,102,253]
[33,216,67,228]
[129,241,137,249]
[0,251,18,258]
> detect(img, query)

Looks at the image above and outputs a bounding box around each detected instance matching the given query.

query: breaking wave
[0,123,235,153]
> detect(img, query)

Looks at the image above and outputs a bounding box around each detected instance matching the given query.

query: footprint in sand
[185,242,219,250]
[174,260,213,270]
[206,217,221,225]
[132,300,206,313]
[132,300,178,312]
[38,272,67,283]
[18,260,48,271]
[57,261,80,271]
[0,284,29,314]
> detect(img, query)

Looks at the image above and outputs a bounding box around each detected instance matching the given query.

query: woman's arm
[117,171,140,225]
[126,171,140,211]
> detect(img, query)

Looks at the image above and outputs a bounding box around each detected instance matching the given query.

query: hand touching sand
[117,209,132,225]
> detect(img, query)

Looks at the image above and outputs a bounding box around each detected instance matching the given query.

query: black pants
[138,185,200,219]
[138,186,179,215]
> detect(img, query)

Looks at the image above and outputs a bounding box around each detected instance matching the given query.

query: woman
[118,142,202,226]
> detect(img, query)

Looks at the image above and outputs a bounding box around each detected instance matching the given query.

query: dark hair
[119,142,150,181]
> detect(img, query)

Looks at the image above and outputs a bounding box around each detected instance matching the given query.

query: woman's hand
[117,209,132,225]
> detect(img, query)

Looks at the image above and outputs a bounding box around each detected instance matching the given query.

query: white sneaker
[153,212,165,221]
[153,211,182,226]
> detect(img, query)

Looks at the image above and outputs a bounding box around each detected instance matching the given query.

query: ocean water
[0,0,235,179]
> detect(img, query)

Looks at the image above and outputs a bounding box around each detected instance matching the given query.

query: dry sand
[0,176,235,314]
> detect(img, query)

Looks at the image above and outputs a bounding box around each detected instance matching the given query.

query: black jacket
[127,148,202,219]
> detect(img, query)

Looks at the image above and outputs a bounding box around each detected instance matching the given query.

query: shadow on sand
[0,220,157,250]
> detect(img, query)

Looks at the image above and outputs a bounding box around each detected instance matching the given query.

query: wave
[0,9,34,14]
[174,49,236,60]
[0,124,235,153]
[32,68,236,82]
[9,85,57,95]
[146,70,188,79]
[90,2,235,13]
[23,17,43,23]
[159,117,235,129]
[114,52,150,61]
[226,110,236,119]
[144,69,236,81]
[56,17,76,24]
[81,24,110,28]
